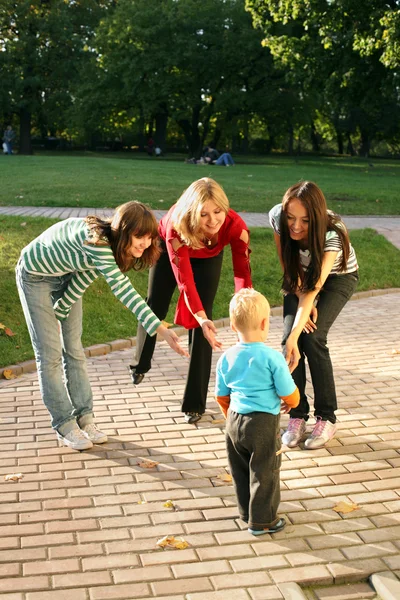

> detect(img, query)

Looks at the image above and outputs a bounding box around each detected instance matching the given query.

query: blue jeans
[282,272,359,424]
[16,263,93,434]
[215,152,235,166]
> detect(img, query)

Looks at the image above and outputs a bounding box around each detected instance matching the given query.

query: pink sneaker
[305,418,336,449]
[282,418,307,448]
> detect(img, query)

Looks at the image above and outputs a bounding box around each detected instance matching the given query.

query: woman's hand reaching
[157,325,189,357]
[284,334,301,373]
[200,319,223,350]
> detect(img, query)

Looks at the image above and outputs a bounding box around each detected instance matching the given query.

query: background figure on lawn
[270,181,359,449]
[215,288,299,535]
[16,202,188,451]
[130,177,252,423]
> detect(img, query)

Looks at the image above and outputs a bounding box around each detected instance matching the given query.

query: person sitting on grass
[215,288,299,536]
[16,202,188,451]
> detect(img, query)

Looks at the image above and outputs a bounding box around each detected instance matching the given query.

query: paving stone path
[0,291,399,599]
[1,205,400,249]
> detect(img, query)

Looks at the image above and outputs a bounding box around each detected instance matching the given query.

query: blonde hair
[171,177,229,249]
[229,288,270,332]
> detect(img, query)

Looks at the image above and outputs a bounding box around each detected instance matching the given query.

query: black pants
[226,410,282,530]
[134,243,224,414]
[282,272,358,424]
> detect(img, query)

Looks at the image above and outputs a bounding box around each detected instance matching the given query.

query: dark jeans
[134,243,224,414]
[282,272,359,424]
[226,410,282,529]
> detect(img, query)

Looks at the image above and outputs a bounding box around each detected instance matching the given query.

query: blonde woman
[130,177,252,423]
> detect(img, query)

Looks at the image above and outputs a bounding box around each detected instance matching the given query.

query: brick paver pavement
[0,291,399,599]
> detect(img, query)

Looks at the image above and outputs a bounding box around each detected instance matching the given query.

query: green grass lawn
[1,214,399,368]
[0,153,399,214]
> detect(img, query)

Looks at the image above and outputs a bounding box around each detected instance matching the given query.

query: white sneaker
[57,428,93,451]
[282,418,307,448]
[81,423,108,444]
[304,418,337,449]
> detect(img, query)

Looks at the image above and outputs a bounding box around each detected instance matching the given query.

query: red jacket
[159,207,252,328]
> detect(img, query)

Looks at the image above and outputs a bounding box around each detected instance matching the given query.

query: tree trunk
[19,107,33,155]
[336,130,344,155]
[310,121,320,152]
[154,109,168,150]
[346,133,355,156]
[359,130,370,157]
[288,122,294,155]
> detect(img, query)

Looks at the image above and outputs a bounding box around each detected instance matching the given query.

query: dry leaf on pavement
[332,501,360,514]
[2,369,16,380]
[163,500,175,509]
[212,473,232,485]
[156,535,189,550]
[4,473,23,482]
[137,460,158,469]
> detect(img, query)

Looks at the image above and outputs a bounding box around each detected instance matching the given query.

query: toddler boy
[215,288,299,535]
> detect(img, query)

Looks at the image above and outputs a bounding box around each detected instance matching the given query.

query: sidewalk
[1,205,400,248]
[0,291,399,599]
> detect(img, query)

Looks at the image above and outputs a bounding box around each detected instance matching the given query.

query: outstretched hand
[201,320,223,351]
[159,327,189,357]
[284,335,301,373]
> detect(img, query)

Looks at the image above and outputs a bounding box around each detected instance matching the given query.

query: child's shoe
[81,423,108,444]
[248,518,286,536]
[282,418,306,448]
[304,418,336,449]
[57,428,93,451]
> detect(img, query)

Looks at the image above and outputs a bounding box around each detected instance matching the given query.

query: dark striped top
[20,218,161,336]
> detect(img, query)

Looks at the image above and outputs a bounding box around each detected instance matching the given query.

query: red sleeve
[228,212,252,291]
[163,220,204,316]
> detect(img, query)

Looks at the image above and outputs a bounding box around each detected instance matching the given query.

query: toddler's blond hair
[229,288,270,332]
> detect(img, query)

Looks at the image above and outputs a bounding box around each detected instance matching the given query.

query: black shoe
[184,412,202,424]
[129,366,145,385]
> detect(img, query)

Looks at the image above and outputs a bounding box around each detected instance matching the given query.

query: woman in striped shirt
[16,202,188,451]
[269,181,359,450]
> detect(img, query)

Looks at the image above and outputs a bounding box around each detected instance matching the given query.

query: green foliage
[1,215,399,368]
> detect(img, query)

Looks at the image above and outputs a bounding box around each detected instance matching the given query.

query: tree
[0,0,110,153]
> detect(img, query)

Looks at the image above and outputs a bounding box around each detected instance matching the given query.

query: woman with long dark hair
[270,181,359,449]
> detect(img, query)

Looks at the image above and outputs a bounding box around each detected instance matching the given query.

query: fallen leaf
[0,323,5,330]
[137,460,158,469]
[4,473,23,482]
[137,500,147,504]
[333,501,360,514]
[163,500,175,509]
[391,349,400,355]
[2,369,16,380]
[156,535,189,550]
[20,222,27,227]
[212,473,233,486]
[212,419,225,425]
[4,328,16,337]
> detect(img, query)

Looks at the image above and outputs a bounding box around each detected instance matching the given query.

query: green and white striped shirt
[20,218,161,336]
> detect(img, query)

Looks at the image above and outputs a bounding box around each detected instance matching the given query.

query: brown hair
[171,177,229,249]
[280,181,350,292]
[85,201,161,272]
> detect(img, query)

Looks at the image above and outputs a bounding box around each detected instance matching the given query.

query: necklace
[204,237,212,246]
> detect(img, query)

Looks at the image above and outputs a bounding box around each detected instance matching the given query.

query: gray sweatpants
[226,410,282,530]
